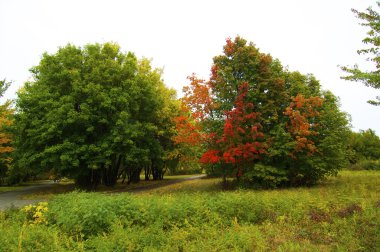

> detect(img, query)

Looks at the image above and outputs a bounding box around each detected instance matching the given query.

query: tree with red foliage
[200,82,266,183]
[171,76,214,174]
[173,104,204,147]
[180,36,350,187]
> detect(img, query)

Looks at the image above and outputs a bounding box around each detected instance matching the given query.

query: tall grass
[0,170,379,251]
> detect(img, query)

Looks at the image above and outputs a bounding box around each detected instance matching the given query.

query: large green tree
[341,2,380,105]
[13,43,177,189]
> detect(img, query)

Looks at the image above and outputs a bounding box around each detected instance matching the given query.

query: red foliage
[173,104,204,146]
[201,82,267,171]
[200,149,220,164]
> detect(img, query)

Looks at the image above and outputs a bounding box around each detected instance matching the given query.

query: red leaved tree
[200,82,267,183]
[171,75,215,173]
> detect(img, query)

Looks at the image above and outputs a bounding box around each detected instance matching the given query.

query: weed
[309,209,332,223]
[337,203,363,218]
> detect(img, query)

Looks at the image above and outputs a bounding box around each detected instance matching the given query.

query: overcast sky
[0,0,379,134]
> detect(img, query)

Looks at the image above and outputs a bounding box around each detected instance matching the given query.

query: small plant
[22,202,49,225]
[309,208,332,223]
[337,203,363,218]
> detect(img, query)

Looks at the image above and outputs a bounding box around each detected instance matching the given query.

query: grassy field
[0,170,379,251]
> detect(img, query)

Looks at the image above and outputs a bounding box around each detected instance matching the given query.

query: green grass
[0,170,379,251]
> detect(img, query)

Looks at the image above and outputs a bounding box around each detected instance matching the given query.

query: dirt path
[0,182,56,210]
[124,174,207,193]
[0,175,207,210]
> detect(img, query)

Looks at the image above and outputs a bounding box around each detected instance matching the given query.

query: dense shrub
[240,164,288,188]
[349,159,380,170]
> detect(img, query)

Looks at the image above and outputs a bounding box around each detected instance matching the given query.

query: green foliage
[0,171,379,251]
[341,2,380,105]
[12,42,179,188]
[241,164,288,188]
[348,129,380,163]
[46,192,120,237]
[0,79,10,97]
[350,159,380,170]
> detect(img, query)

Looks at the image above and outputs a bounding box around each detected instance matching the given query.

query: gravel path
[0,182,56,210]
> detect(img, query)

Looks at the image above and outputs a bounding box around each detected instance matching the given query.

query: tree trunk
[75,167,101,191]
[152,159,165,180]
[128,166,142,184]
[144,164,151,181]
[120,170,127,184]
[102,155,123,187]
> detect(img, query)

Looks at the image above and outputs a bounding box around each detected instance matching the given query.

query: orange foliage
[0,102,14,168]
[173,103,204,146]
[224,37,235,56]
[284,94,323,157]
[210,65,219,83]
[181,74,217,121]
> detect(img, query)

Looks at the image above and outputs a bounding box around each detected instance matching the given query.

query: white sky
[0,0,379,134]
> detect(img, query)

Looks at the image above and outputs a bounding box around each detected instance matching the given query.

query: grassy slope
[0,170,379,251]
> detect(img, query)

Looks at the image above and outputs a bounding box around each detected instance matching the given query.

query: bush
[241,164,288,188]
[350,159,380,170]
[22,202,49,225]
[46,192,119,237]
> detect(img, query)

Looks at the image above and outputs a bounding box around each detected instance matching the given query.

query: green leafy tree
[13,43,177,189]
[341,2,380,105]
